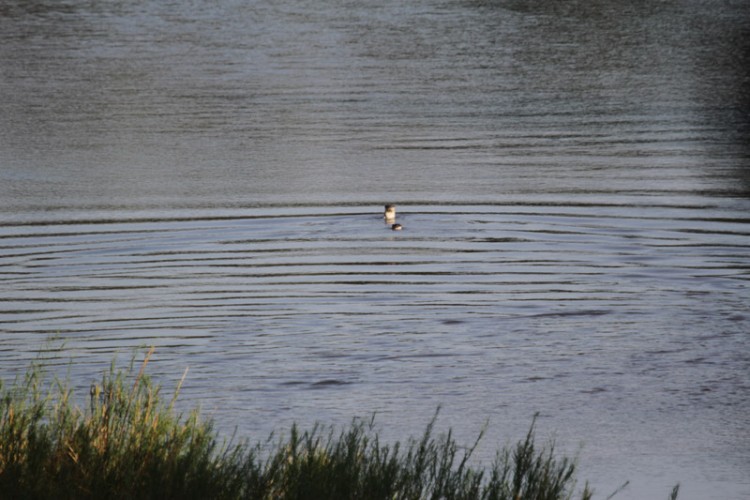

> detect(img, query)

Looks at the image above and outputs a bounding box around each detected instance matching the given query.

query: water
[1,1,749,498]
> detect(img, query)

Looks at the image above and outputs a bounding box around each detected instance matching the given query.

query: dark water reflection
[1,0,749,212]
[1,1,749,498]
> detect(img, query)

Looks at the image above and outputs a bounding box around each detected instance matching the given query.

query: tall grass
[0,349,676,499]
[0,347,247,499]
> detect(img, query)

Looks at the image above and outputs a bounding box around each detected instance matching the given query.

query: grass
[0,348,677,499]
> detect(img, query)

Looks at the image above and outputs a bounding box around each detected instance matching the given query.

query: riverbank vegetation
[1,348,677,499]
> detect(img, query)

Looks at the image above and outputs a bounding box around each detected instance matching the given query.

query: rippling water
[3,202,749,498]
[1,0,749,498]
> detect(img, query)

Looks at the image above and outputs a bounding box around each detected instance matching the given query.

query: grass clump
[0,347,246,499]
[0,348,676,499]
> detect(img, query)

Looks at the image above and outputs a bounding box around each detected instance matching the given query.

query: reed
[0,349,676,499]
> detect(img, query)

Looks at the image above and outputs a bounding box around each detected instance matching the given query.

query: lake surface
[1,1,749,498]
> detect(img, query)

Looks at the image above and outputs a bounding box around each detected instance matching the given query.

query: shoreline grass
[1,348,676,499]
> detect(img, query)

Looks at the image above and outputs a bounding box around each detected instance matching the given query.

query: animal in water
[391,223,403,231]
[384,204,396,222]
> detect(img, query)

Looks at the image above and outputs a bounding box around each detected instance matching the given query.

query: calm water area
[1,1,749,498]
